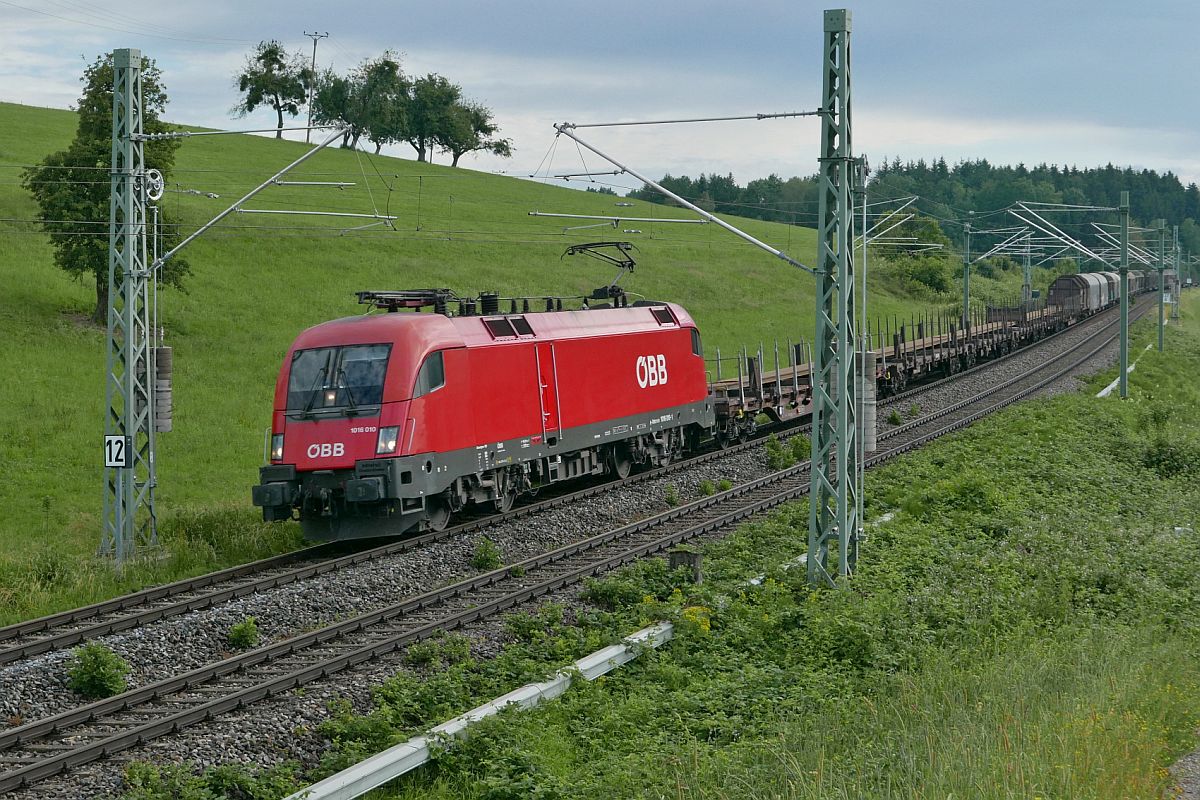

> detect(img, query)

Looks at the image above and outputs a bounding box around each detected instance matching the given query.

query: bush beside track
[112,298,1200,798]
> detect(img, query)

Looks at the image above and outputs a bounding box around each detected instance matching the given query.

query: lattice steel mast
[808,9,858,586]
[1174,224,1181,319]
[1119,191,1129,398]
[1155,219,1166,351]
[962,221,971,327]
[102,49,157,560]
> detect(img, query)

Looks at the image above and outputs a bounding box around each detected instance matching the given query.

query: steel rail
[0,298,1135,666]
[0,298,1148,793]
[0,543,344,646]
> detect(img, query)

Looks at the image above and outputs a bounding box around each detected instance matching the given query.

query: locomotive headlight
[270,434,284,462]
[376,426,400,455]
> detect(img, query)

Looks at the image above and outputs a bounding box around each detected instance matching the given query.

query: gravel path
[0,315,1137,799]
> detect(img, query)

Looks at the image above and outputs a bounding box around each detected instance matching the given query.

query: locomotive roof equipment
[562,240,638,306]
[356,289,459,314]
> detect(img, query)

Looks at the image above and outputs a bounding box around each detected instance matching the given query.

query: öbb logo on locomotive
[636,354,668,388]
[307,442,345,459]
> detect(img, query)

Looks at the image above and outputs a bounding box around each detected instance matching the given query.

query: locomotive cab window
[287,344,390,415]
[691,328,703,356]
[413,351,445,398]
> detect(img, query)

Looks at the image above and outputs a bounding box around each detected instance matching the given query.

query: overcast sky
[3,0,1198,192]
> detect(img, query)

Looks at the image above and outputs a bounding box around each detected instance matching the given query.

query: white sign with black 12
[104,435,131,468]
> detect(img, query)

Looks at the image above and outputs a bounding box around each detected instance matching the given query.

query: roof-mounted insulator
[480,291,500,315]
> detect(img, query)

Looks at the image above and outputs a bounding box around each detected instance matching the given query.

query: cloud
[0,21,101,109]
[859,108,1200,184]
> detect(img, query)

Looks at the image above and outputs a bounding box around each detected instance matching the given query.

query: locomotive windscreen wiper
[335,367,361,416]
[299,365,329,418]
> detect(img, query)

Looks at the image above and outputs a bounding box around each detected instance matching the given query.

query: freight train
[253,270,1151,541]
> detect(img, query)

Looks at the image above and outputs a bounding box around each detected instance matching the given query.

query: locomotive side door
[535,341,560,441]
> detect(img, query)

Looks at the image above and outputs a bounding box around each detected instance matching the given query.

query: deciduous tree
[233,40,312,139]
[358,54,409,154]
[310,68,358,147]
[440,101,512,167]
[23,53,190,323]
[311,54,408,153]
[405,74,460,163]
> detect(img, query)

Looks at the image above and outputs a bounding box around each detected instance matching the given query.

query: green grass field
[0,100,1047,622]
[117,297,1200,799]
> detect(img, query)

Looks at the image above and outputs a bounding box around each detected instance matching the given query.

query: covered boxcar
[1096,271,1120,305]
[1048,272,1108,315]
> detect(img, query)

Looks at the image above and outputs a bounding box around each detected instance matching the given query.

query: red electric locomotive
[252,289,715,539]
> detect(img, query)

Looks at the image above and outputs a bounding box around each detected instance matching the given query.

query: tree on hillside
[439,101,512,167]
[311,54,408,152]
[358,54,409,154]
[404,74,460,163]
[308,56,510,165]
[233,40,312,139]
[22,53,190,324]
[874,215,954,293]
[310,69,358,147]
[874,215,952,259]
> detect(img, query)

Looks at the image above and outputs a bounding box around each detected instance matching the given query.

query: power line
[0,0,252,45]
[560,111,821,129]
[42,0,243,42]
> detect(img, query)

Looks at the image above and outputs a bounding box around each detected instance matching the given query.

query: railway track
[0,298,1148,793]
[0,299,1137,671]
[0,427,769,669]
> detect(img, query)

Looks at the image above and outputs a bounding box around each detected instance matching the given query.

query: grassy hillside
[0,100,1047,618]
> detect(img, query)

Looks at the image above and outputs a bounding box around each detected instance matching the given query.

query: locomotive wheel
[609,446,633,480]
[492,489,515,514]
[426,497,452,531]
[491,471,517,514]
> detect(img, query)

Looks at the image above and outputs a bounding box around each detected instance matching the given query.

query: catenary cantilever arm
[153,125,348,269]
[552,124,815,274]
